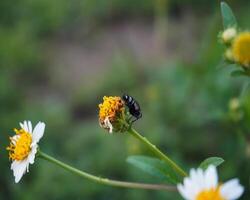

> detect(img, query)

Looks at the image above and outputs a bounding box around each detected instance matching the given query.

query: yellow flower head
[7,128,32,161]
[99,96,124,123]
[232,32,250,67]
[98,96,126,133]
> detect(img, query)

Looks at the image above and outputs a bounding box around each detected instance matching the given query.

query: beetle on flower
[99,95,142,133]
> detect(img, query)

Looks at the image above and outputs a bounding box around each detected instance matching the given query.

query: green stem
[38,150,176,191]
[128,128,187,177]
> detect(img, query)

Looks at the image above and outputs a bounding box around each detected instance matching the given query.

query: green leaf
[240,81,250,99]
[230,68,250,77]
[199,157,224,170]
[127,155,181,184]
[230,70,246,77]
[220,2,237,29]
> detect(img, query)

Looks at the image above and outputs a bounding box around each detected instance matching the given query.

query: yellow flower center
[232,32,250,67]
[196,187,224,200]
[7,128,32,161]
[99,96,125,123]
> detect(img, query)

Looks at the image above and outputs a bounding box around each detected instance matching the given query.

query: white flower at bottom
[177,165,244,200]
[7,120,45,183]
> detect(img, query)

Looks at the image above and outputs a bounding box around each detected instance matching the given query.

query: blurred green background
[1,0,250,199]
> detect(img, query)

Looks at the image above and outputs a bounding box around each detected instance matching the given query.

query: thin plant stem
[128,128,187,177]
[38,150,176,191]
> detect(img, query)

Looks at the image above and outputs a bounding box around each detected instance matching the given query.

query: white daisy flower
[177,165,244,200]
[7,120,45,183]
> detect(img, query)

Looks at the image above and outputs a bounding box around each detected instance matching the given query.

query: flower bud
[229,98,240,111]
[98,96,129,133]
[224,48,234,62]
[221,27,237,43]
[228,98,243,122]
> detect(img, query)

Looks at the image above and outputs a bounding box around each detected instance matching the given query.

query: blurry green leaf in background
[199,157,224,170]
[220,2,237,29]
[127,155,181,184]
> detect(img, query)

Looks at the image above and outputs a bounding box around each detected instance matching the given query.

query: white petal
[22,121,29,132]
[181,177,197,200]
[28,144,38,164]
[19,122,24,129]
[177,183,193,200]
[28,121,32,133]
[204,165,218,189]
[11,160,29,183]
[32,122,45,143]
[189,169,204,195]
[195,168,206,190]
[220,179,244,200]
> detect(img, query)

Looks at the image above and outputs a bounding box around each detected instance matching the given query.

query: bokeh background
[1,0,250,199]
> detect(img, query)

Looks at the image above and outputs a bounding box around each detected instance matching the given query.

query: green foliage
[220,2,237,29]
[230,69,250,78]
[230,70,247,77]
[127,155,181,184]
[1,0,250,199]
[199,157,224,170]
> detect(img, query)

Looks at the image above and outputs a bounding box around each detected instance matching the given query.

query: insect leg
[127,116,134,123]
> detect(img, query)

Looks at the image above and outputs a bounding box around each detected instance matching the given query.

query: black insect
[122,94,142,123]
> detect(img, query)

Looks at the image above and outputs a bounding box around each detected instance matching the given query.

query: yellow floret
[232,32,250,67]
[99,96,124,123]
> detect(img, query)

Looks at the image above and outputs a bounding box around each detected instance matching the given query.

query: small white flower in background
[177,165,244,200]
[7,120,45,183]
[222,27,237,43]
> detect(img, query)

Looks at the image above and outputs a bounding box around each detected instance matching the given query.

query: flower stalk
[38,150,176,191]
[127,128,187,177]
